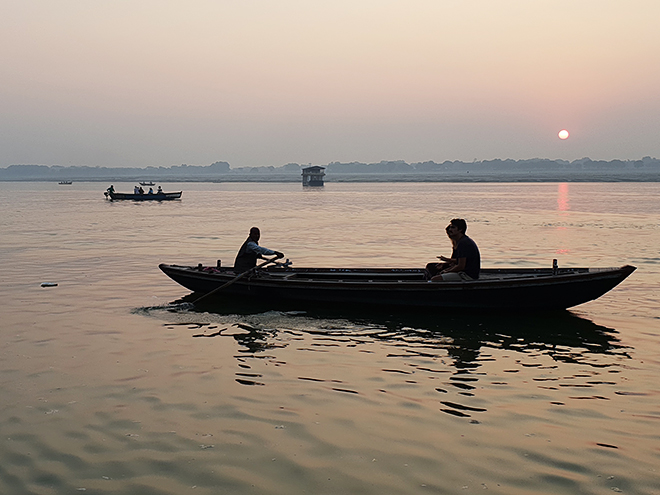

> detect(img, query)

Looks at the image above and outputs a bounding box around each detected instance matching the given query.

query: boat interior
[185,264,592,282]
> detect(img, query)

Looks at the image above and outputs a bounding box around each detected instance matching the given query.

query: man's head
[445,218,467,238]
[249,227,260,242]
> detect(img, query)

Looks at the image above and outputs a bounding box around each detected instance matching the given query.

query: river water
[1,181,659,494]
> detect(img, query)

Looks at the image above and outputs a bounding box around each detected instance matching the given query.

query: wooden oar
[191,256,279,305]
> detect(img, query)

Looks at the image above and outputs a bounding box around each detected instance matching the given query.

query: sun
[558,129,570,140]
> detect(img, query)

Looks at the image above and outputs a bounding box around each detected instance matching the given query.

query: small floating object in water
[41,282,58,287]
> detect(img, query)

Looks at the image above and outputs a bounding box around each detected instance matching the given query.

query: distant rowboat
[59,181,72,185]
[139,181,156,186]
[104,190,182,201]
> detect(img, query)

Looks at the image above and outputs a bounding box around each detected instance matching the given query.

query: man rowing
[234,227,284,273]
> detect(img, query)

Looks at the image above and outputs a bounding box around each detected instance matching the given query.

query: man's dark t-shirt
[454,235,480,279]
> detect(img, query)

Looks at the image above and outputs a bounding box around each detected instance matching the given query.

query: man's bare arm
[442,257,466,273]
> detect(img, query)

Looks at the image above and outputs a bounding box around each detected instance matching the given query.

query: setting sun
[558,129,570,140]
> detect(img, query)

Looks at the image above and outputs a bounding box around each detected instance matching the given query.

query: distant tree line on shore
[1,157,658,181]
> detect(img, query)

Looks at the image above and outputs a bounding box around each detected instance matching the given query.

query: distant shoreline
[2,174,659,183]
[1,158,658,183]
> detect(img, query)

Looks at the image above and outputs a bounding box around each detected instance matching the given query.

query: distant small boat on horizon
[139,181,156,186]
[58,181,73,185]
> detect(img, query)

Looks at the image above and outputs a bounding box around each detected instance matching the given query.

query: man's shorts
[439,272,473,281]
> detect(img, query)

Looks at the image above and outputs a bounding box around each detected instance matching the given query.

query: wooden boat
[159,262,636,311]
[139,181,156,186]
[59,180,72,185]
[104,190,182,201]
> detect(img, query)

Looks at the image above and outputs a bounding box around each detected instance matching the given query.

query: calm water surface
[1,181,659,494]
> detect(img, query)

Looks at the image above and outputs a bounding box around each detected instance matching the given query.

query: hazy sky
[2,1,659,168]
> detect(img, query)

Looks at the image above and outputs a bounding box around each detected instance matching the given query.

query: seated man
[234,227,284,273]
[427,218,480,281]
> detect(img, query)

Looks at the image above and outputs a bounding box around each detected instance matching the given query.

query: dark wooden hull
[105,191,182,201]
[159,264,636,311]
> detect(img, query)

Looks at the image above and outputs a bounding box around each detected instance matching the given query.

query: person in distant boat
[148,187,154,194]
[234,227,284,273]
[157,186,163,194]
[426,218,480,281]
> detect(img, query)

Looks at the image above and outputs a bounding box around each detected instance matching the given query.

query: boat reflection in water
[150,297,632,419]
[161,294,629,368]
